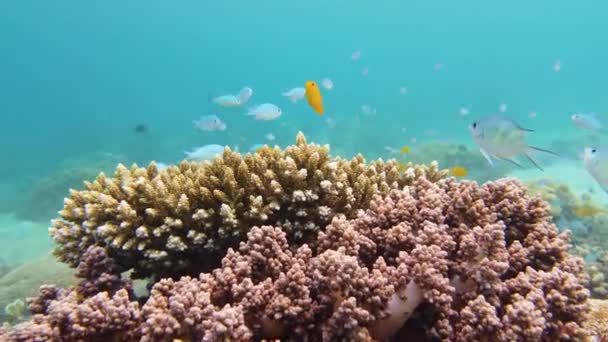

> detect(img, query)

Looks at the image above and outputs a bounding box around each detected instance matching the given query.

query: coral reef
[524,178,608,298]
[584,298,608,337]
[13,152,126,222]
[586,252,608,298]
[0,255,76,323]
[404,141,513,182]
[49,132,447,280]
[3,299,25,324]
[2,177,590,341]
[0,258,11,279]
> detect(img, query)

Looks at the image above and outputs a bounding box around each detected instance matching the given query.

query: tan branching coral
[49,132,447,279]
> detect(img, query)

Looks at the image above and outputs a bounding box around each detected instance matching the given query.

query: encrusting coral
[3,177,590,341]
[49,132,446,280]
[584,298,608,337]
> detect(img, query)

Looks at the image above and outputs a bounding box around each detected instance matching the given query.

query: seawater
[0,0,607,327]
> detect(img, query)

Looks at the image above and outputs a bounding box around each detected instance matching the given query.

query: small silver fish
[193,115,227,132]
[237,87,253,105]
[468,115,558,170]
[583,147,608,194]
[282,87,306,103]
[184,144,225,162]
[571,113,604,131]
[213,95,241,107]
[245,103,282,121]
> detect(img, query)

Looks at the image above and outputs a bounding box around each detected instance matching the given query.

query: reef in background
[524,178,608,298]
[402,141,513,183]
[11,152,127,223]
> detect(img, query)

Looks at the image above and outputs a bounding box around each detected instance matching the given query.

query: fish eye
[592,149,597,153]
[472,122,477,128]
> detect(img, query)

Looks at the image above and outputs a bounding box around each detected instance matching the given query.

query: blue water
[1,0,608,326]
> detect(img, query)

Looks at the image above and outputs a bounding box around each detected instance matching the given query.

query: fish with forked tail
[468,115,558,171]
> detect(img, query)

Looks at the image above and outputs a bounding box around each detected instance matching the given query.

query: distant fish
[213,86,253,107]
[237,87,253,105]
[361,67,369,76]
[282,87,306,103]
[265,133,275,141]
[304,81,324,116]
[572,203,606,217]
[184,144,225,162]
[321,78,334,90]
[583,147,608,193]
[468,114,558,170]
[213,95,241,107]
[459,107,470,116]
[528,111,537,119]
[325,117,336,128]
[384,146,399,155]
[450,166,468,177]
[399,86,408,95]
[499,103,507,113]
[434,63,443,71]
[400,146,410,155]
[193,115,227,132]
[249,143,265,152]
[246,103,282,121]
[351,49,361,61]
[553,60,562,72]
[361,105,377,116]
[134,124,148,133]
[571,113,604,131]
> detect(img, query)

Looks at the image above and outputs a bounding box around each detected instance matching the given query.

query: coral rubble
[49,132,446,280]
[2,177,590,341]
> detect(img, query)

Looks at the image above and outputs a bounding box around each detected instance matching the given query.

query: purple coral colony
[0,133,594,341]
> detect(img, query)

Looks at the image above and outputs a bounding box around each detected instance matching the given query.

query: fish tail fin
[479,148,494,167]
[528,145,560,157]
[497,157,524,169]
[515,122,534,132]
[523,152,544,171]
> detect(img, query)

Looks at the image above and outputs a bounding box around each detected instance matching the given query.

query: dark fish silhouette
[134,124,148,133]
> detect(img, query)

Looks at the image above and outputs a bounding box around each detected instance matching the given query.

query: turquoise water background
[0,0,607,265]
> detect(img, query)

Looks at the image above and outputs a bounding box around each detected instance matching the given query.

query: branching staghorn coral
[49,132,446,279]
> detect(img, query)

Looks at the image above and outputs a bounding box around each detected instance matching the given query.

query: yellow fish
[305,81,324,116]
[572,204,605,217]
[400,146,410,154]
[450,166,468,177]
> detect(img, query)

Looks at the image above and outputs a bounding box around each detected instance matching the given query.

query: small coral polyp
[49,132,446,280]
